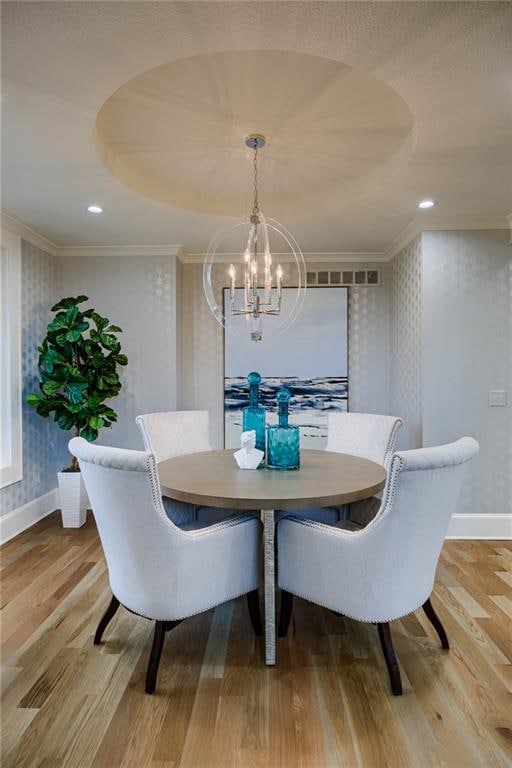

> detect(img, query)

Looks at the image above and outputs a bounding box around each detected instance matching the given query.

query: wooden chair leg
[247,590,263,636]
[145,620,182,694]
[145,621,167,694]
[377,622,403,695]
[423,598,450,649]
[278,590,293,638]
[94,594,120,645]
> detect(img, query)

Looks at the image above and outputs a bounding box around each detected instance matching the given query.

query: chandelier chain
[252,143,259,217]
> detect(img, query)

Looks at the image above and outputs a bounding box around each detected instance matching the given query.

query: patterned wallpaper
[57,254,180,451]
[422,230,511,516]
[390,236,423,450]
[348,264,390,415]
[181,264,226,447]
[181,261,392,448]
[0,241,59,516]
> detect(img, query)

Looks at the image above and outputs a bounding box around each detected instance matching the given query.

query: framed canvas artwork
[224,286,348,449]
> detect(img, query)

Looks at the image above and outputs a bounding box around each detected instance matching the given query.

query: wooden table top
[158,449,387,510]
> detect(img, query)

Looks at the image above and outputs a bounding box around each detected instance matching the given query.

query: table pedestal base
[262,509,275,665]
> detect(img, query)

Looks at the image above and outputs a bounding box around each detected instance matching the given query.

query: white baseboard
[0,488,59,545]
[446,513,512,540]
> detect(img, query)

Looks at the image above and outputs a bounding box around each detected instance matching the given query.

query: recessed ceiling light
[418,199,435,209]
[87,205,103,214]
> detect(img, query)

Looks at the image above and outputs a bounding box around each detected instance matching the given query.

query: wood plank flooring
[1,512,511,767]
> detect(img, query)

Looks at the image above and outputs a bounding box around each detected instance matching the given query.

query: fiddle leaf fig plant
[27,295,127,471]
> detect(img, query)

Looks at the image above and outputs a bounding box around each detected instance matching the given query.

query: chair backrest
[135,410,212,462]
[69,436,182,618]
[354,436,479,621]
[326,412,403,469]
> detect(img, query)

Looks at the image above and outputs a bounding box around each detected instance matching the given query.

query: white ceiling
[1,1,511,254]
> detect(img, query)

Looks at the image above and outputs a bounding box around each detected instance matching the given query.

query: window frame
[0,227,23,489]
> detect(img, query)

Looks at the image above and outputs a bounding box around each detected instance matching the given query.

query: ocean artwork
[224,287,348,449]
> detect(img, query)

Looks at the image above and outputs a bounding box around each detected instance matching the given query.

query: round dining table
[158,448,387,665]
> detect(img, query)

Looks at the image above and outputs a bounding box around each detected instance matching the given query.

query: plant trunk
[69,426,80,472]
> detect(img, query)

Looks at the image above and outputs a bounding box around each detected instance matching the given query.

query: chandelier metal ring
[203,134,306,342]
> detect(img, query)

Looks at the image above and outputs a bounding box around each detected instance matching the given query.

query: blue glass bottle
[242,371,266,457]
[267,387,300,470]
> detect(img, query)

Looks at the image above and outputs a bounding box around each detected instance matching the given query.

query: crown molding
[182,251,387,264]
[55,244,184,258]
[384,215,511,260]
[3,210,509,263]
[1,212,58,256]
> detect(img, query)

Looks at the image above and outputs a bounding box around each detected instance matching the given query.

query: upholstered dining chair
[69,437,262,694]
[281,412,403,524]
[277,436,479,695]
[136,410,240,525]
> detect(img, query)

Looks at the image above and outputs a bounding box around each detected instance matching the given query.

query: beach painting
[224,286,348,449]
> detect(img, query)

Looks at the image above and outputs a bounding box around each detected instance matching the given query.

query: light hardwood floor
[1,512,511,768]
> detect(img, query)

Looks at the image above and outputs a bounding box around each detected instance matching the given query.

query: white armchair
[282,412,402,524]
[277,436,479,694]
[136,410,241,525]
[69,436,262,694]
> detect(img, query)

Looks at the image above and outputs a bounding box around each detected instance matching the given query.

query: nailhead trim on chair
[383,418,404,470]
[145,452,256,538]
[136,415,152,452]
[278,453,414,623]
[118,584,261,623]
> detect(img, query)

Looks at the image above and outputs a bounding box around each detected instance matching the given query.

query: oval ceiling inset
[95,50,415,217]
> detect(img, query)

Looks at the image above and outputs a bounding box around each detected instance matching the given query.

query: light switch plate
[489,390,507,407]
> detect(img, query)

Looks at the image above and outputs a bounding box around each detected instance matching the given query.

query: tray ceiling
[1,1,511,252]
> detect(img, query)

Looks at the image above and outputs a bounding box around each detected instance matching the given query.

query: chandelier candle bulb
[276,264,283,299]
[229,264,236,302]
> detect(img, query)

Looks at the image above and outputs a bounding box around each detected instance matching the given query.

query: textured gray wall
[422,230,511,516]
[0,242,59,516]
[390,236,423,450]
[57,254,181,453]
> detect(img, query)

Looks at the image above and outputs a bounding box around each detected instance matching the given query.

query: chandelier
[203,134,306,342]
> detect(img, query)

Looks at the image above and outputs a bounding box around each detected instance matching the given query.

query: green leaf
[80,426,98,442]
[51,295,88,312]
[42,380,61,396]
[27,393,42,406]
[57,413,75,430]
[100,334,119,351]
[47,315,68,333]
[36,401,53,417]
[65,365,81,378]
[65,402,83,413]
[92,312,109,330]
[113,354,128,366]
[65,329,82,342]
[65,382,88,404]
[66,305,80,324]
[106,325,122,333]
[76,321,89,332]
[89,416,104,430]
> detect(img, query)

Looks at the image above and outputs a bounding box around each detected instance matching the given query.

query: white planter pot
[57,471,88,528]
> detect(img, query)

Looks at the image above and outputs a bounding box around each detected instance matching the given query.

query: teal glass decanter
[242,371,266,456]
[267,387,300,470]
